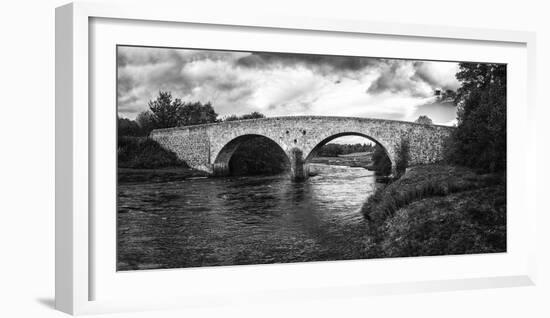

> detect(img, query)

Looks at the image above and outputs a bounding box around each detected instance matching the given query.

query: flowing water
[117,164,382,270]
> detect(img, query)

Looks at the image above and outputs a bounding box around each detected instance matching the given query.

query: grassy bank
[361,164,506,258]
[118,136,208,183]
[309,153,372,169]
[118,136,187,169]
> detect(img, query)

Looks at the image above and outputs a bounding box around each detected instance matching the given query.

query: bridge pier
[289,148,307,181]
[391,164,398,178]
[212,162,230,177]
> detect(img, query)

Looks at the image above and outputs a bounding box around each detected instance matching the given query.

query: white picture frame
[56,1,538,315]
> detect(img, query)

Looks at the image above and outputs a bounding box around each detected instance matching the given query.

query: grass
[360,164,506,258]
[117,136,208,183]
[379,186,506,257]
[361,165,503,223]
[309,154,372,169]
[118,136,188,169]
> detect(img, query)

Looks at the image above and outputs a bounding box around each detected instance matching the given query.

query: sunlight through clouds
[117,46,461,125]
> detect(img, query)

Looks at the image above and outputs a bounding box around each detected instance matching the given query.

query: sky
[117,46,461,143]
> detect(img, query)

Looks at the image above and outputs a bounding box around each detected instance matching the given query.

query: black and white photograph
[3,0,550,316]
[116,45,507,271]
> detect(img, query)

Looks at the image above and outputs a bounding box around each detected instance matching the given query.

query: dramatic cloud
[117,46,460,125]
[236,52,378,77]
[413,61,461,92]
[366,60,460,98]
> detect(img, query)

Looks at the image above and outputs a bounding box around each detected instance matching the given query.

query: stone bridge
[150,116,454,180]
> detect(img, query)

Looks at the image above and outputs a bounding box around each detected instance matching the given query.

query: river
[117,164,383,270]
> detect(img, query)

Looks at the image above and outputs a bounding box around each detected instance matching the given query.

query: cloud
[366,60,460,98]
[117,46,460,126]
[412,61,460,91]
[236,52,378,74]
[248,66,327,113]
[329,135,376,145]
[117,46,251,117]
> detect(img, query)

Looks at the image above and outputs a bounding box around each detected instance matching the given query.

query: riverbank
[118,167,209,183]
[361,164,506,258]
[309,153,373,169]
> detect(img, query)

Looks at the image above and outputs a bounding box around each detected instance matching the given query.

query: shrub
[118,117,145,137]
[371,144,391,176]
[223,112,266,122]
[117,136,187,169]
[415,115,433,125]
[395,137,410,176]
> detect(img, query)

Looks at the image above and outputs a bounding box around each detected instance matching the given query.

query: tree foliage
[129,91,219,135]
[371,144,392,176]
[118,116,145,137]
[446,63,506,172]
[178,101,218,126]
[316,143,375,157]
[223,111,266,121]
[135,111,157,135]
[415,115,433,125]
[316,144,343,157]
[395,137,410,176]
[147,91,182,129]
[223,114,241,122]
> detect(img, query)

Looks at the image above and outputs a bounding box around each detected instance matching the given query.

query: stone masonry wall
[150,126,211,171]
[150,116,454,176]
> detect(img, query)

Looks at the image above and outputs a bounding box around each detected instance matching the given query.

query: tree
[178,101,218,126]
[139,91,219,132]
[118,116,144,136]
[223,114,241,122]
[147,91,182,129]
[317,144,343,157]
[438,89,457,102]
[455,63,506,109]
[316,143,375,157]
[223,112,266,122]
[415,115,433,125]
[446,63,506,172]
[240,111,265,120]
[135,110,157,135]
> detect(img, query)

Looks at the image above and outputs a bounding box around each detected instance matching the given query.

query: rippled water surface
[117,165,382,270]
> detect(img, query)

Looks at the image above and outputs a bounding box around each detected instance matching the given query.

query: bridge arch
[300,132,395,179]
[305,132,393,163]
[212,134,290,177]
